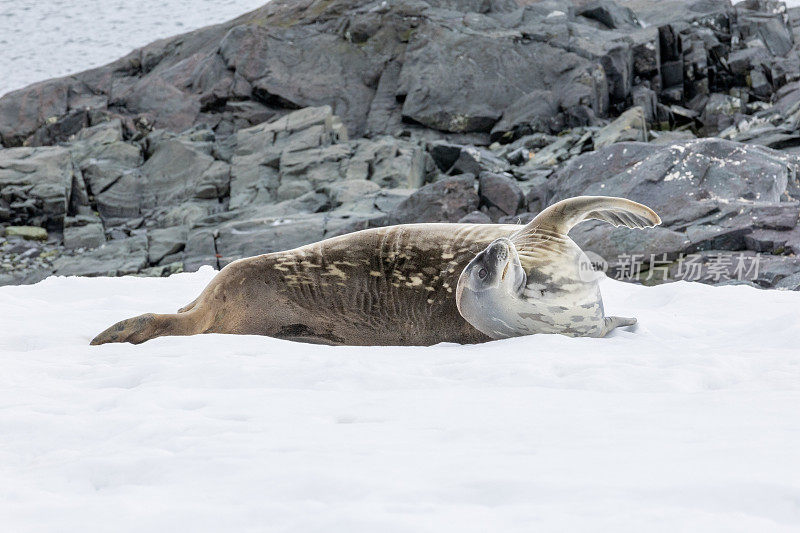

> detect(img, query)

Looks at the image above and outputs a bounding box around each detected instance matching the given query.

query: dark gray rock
[71,137,144,224]
[141,138,215,205]
[52,234,148,276]
[325,180,381,211]
[479,172,524,220]
[0,0,784,153]
[547,139,795,224]
[572,222,690,280]
[754,255,800,287]
[429,142,510,175]
[0,79,73,147]
[736,4,794,57]
[577,0,641,30]
[494,133,558,163]
[136,262,185,278]
[744,226,800,253]
[563,19,635,106]
[649,130,697,145]
[727,47,771,76]
[0,0,394,145]
[350,137,430,189]
[684,224,752,252]
[593,106,648,148]
[278,144,355,200]
[429,142,463,173]
[148,226,189,265]
[227,106,348,208]
[751,67,773,98]
[0,146,75,229]
[632,86,658,123]
[194,161,231,200]
[157,202,224,228]
[490,91,559,142]
[775,271,800,290]
[63,215,105,250]
[388,175,479,224]
[458,210,492,224]
[214,214,326,267]
[702,94,743,135]
[544,138,800,260]
[452,146,511,176]
[220,24,379,138]
[398,21,605,134]
[365,61,404,138]
[518,170,550,214]
[521,133,585,169]
[650,250,800,287]
[183,228,218,271]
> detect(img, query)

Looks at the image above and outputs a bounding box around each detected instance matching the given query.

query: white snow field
[3,0,800,530]
[1,267,800,531]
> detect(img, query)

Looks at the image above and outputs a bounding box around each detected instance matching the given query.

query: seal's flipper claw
[90,313,160,345]
[601,316,637,336]
[90,309,210,346]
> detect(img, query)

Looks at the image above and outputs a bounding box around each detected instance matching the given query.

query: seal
[456,196,661,339]
[90,196,659,347]
[91,223,518,346]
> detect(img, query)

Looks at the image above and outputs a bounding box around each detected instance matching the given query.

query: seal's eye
[478,268,488,279]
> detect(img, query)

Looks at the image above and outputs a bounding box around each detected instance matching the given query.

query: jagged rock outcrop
[1,0,744,147]
[3,0,800,290]
[0,147,77,229]
[548,139,800,278]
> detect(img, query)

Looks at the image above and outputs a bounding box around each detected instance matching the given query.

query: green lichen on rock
[5,226,48,241]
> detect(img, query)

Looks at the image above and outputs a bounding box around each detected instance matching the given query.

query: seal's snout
[486,238,513,263]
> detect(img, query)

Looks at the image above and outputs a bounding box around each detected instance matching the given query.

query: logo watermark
[578,250,609,282]
[580,252,763,283]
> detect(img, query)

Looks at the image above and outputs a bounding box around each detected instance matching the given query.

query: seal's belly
[480,280,605,339]
[514,284,605,337]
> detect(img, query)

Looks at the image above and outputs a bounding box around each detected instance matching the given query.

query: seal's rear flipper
[90,309,211,345]
[600,316,637,336]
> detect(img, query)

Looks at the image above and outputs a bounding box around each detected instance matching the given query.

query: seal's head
[456,237,527,339]
[457,196,660,340]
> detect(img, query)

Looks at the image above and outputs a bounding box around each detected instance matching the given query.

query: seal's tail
[90,308,210,346]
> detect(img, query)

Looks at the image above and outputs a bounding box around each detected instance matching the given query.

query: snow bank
[1,269,799,531]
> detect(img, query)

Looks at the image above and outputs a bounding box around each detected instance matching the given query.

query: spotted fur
[456,196,660,339]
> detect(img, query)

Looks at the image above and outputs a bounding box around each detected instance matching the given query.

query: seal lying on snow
[91,196,659,346]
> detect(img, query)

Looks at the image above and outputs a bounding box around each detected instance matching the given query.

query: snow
[1,267,800,531]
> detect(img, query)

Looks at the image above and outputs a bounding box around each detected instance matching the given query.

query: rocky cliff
[2,0,800,289]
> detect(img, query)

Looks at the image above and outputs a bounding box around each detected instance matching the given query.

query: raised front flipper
[516,196,661,237]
